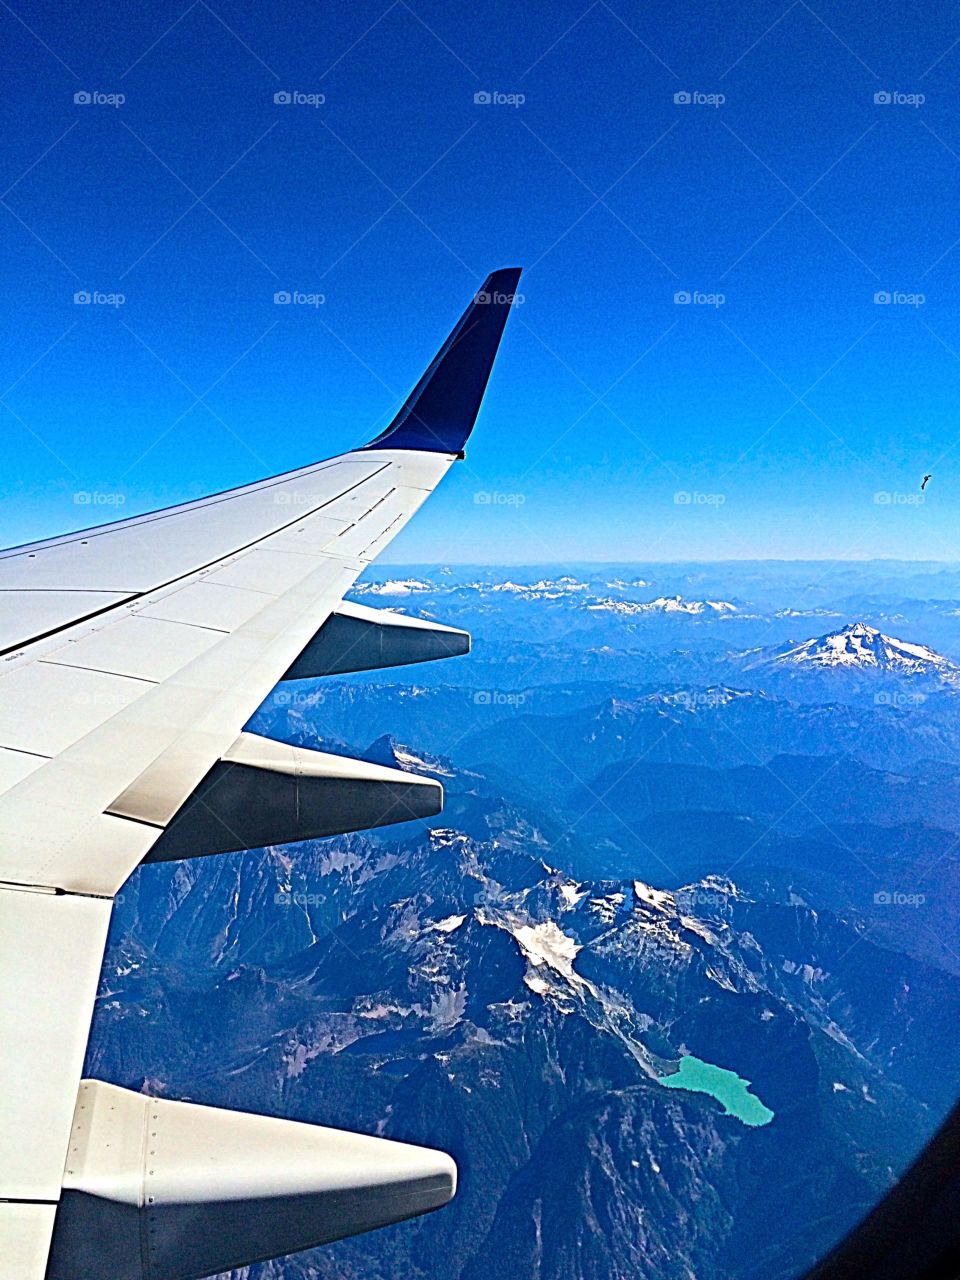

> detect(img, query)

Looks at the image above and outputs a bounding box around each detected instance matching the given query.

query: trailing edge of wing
[281,600,470,679]
[47,1080,456,1280]
[362,267,522,456]
[141,731,443,861]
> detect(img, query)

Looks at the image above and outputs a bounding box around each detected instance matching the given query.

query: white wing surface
[0,268,521,1279]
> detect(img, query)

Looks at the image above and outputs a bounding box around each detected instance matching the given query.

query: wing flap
[48,1080,455,1280]
[0,1204,56,1280]
[0,887,112,1200]
[142,731,443,860]
[283,600,469,678]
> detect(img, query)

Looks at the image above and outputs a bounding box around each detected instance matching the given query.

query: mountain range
[86,563,960,1280]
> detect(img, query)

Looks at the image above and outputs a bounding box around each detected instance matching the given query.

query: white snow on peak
[588,595,736,616]
[512,921,583,981]
[354,579,433,596]
[433,914,467,934]
[524,974,551,995]
[486,578,590,598]
[559,882,587,907]
[769,621,958,678]
[589,892,625,924]
[633,881,676,913]
[774,608,843,619]
[680,915,716,944]
[392,746,454,777]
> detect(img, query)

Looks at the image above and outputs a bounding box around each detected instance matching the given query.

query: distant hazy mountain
[727,622,960,705]
[588,595,737,616]
[747,621,960,679]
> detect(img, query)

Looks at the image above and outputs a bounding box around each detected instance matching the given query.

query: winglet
[362,267,522,456]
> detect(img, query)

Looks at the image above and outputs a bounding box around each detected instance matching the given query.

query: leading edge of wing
[361,267,522,457]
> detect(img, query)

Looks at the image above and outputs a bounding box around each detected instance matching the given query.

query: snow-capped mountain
[760,622,959,677]
[588,595,736,616]
[352,578,434,596]
[733,622,960,702]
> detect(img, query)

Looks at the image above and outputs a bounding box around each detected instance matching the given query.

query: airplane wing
[0,268,522,1280]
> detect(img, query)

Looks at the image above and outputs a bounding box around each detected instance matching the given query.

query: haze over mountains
[87,562,960,1280]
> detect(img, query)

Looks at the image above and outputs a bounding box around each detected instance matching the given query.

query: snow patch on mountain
[747,621,960,683]
[433,914,467,934]
[354,579,433,596]
[487,576,590,598]
[559,882,588,907]
[512,920,583,979]
[589,595,737,616]
[634,881,676,913]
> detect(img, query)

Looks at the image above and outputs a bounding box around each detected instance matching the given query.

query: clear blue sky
[3,0,960,562]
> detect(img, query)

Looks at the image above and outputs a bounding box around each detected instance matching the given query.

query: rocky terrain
[86,562,960,1279]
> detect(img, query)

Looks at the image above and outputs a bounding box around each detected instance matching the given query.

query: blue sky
[3,0,960,562]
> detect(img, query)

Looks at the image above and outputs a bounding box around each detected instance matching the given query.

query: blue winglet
[362,268,522,456]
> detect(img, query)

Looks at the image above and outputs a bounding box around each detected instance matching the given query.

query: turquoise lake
[659,1054,775,1127]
